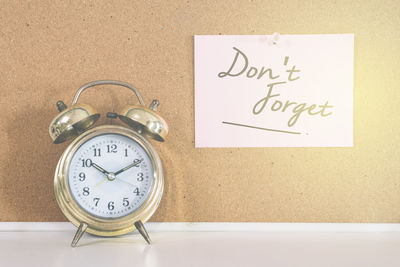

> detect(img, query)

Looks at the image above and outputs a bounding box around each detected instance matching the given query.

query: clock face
[67,133,154,219]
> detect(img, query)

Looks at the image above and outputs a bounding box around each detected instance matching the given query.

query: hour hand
[114,159,142,176]
[92,163,110,176]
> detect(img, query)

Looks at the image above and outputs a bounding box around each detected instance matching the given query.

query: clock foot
[134,220,151,244]
[71,222,88,247]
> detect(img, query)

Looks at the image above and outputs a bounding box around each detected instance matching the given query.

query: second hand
[94,159,142,188]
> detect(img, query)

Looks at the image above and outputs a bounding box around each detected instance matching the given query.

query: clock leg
[134,220,151,244]
[71,222,88,247]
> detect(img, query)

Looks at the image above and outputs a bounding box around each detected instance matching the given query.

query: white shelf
[1,223,399,267]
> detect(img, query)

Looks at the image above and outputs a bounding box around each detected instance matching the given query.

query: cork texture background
[0,0,399,222]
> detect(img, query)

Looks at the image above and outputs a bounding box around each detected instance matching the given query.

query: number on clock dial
[68,133,154,219]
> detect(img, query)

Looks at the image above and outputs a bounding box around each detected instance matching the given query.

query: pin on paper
[271,32,280,45]
[259,32,281,45]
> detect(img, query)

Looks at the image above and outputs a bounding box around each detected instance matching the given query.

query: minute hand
[114,160,142,176]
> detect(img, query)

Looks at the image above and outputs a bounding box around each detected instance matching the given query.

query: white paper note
[194,34,354,147]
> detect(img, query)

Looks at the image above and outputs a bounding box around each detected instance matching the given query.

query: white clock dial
[67,133,154,219]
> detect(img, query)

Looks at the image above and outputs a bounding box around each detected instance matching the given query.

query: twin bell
[49,80,168,144]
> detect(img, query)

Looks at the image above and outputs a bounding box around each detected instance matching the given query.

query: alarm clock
[49,80,168,247]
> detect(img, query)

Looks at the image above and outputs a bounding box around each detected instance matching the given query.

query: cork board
[0,0,399,222]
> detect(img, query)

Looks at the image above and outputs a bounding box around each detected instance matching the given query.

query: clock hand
[92,163,115,188]
[95,178,108,188]
[114,159,142,176]
[92,163,110,176]
[95,171,134,188]
[95,172,117,188]
[94,160,141,188]
[117,178,136,187]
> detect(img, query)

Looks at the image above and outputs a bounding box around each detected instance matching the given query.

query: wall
[0,0,399,222]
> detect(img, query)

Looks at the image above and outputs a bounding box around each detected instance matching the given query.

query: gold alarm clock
[49,80,168,247]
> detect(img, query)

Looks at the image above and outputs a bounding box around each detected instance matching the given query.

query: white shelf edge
[1,222,400,232]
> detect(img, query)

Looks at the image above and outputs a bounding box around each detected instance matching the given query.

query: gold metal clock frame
[49,80,169,247]
[55,125,164,244]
